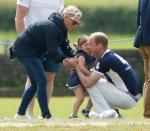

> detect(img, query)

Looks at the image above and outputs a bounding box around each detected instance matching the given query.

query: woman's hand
[63,58,77,70]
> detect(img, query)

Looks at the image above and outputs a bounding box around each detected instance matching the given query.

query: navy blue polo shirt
[96,49,142,96]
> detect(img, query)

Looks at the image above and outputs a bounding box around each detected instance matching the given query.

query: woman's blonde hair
[62,5,82,19]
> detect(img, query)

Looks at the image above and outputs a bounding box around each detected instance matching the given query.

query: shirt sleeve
[16,0,30,8]
[136,0,141,27]
[60,39,75,57]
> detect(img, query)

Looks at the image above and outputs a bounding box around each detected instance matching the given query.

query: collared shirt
[96,49,142,96]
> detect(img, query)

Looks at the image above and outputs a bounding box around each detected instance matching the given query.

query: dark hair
[73,35,88,50]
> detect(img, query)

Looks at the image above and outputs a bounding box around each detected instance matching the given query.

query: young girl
[67,35,96,118]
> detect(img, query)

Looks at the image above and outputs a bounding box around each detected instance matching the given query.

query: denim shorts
[43,58,60,73]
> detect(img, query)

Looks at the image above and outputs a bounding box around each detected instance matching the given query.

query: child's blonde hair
[73,35,88,50]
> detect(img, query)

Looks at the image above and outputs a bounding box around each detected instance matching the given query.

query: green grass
[0,0,138,9]
[0,97,149,131]
[0,97,143,119]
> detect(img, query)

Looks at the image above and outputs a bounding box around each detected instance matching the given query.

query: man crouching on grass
[63,32,142,119]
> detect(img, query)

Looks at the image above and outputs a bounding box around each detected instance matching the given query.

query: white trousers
[86,78,137,113]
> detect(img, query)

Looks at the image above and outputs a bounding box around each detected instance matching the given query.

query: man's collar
[100,49,111,59]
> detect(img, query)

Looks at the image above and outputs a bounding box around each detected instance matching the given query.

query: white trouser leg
[86,78,137,113]
[87,80,111,113]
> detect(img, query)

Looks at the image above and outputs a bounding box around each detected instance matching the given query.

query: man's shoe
[99,109,118,118]
[82,109,89,118]
[14,113,30,120]
[26,112,35,119]
[115,109,123,118]
[89,111,100,118]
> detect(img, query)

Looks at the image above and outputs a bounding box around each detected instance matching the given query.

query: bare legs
[71,86,85,117]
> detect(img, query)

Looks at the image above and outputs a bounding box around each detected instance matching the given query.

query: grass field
[0,97,143,119]
[0,97,150,131]
[0,0,138,9]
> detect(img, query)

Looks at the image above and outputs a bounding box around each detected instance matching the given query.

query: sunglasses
[70,17,80,26]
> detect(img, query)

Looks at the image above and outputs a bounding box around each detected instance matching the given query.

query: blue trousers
[17,56,51,118]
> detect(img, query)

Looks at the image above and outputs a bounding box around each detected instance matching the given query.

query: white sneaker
[14,113,31,120]
[89,111,100,118]
[99,109,118,119]
[26,113,35,119]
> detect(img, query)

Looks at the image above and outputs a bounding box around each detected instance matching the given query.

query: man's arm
[75,64,101,88]
[15,5,29,34]
[63,58,101,88]
[77,56,91,75]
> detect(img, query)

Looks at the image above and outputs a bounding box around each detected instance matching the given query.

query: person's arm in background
[59,0,64,11]
[15,5,29,34]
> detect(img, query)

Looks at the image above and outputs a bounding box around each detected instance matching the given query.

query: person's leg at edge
[140,46,150,118]
[139,47,149,95]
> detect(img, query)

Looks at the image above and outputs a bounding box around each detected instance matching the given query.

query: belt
[130,93,142,102]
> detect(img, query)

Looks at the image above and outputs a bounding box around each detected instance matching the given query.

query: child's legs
[72,85,85,114]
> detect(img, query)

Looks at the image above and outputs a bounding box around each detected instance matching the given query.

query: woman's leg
[17,57,51,118]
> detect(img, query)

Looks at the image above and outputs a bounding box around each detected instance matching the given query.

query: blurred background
[0,0,143,97]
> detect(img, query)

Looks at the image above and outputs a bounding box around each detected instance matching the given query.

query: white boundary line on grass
[1,117,150,128]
